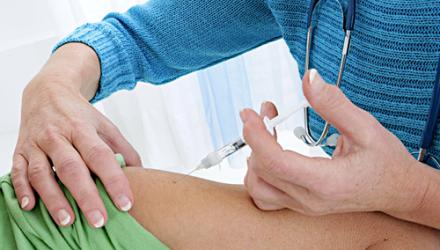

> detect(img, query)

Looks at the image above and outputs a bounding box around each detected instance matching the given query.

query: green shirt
[0,170,168,249]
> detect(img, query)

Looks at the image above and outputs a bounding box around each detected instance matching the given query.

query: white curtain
[0,0,314,179]
[100,41,305,173]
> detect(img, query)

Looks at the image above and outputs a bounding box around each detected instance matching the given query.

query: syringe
[189,100,310,174]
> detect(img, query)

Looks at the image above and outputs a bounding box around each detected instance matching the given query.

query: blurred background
[0,0,323,183]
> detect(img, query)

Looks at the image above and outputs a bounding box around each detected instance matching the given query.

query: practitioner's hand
[242,69,427,217]
[11,44,142,228]
[244,102,285,210]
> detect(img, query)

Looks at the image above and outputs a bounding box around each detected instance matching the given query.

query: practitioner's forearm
[25,43,100,101]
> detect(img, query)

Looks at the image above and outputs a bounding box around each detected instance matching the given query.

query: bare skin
[14,41,440,247]
[12,43,141,228]
[243,76,440,229]
[124,167,440,250]
[14,42,440,232]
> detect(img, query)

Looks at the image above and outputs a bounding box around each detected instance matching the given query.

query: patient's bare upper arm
[124,167,440,250]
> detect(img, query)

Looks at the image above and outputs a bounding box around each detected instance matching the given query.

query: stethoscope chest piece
[294,127,339,147]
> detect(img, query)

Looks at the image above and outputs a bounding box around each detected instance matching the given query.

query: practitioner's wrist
[30,43,101,101]
[385,161,440,228]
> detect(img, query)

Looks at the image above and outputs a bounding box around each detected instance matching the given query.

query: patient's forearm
[124,168,439,250]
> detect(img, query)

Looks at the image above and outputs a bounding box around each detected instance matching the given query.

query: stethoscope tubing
[302,0,355,146]
[302,0,440,167]
[306,0,356,31]
[418,56,440,162]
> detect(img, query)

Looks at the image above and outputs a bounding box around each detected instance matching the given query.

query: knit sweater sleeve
[54,0,282,102]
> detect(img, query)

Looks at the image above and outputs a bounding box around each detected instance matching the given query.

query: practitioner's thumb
[302,69,374,139]
[240,109,283,165]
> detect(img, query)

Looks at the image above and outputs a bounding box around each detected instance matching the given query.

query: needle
[173,164,203,183]
[175,100,310,181]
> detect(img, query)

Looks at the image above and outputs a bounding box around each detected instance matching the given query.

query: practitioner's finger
[241,108,284,169]
[38,135,107,228]
[72,126,133,212]
[98,118,142,167]
[241,108,333,186]
[11,152,35,210]
[26,147,75,226]
[302,69,378,143]
[245,166,286,211]
[259,101,279,139]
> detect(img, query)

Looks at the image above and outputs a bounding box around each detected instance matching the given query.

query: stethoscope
[296,0,356,147]
[412,57,440,168]
[295,0,440,169]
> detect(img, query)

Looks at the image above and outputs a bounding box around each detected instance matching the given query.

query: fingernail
[57,209,71,226]
[117,195,132,212]
[309,69,318,84]
[20,196,29,209]
[88,210,104,228]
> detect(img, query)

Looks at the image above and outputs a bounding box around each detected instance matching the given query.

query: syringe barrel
[197,101,309,171]
[218,139,246,158]
[200,138,247,169]
[231,139,246,152]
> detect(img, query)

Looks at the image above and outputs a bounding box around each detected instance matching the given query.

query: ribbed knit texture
[55,0,440,158]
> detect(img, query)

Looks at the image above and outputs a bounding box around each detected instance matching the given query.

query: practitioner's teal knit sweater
[56,0,440,157]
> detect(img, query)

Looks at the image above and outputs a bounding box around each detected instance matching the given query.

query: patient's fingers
[98,118,142,167]
[26,147,75,226]
[38,136,107,228]
[72,126,133,212]
[11,152,35,210]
